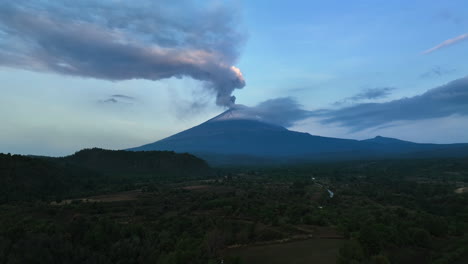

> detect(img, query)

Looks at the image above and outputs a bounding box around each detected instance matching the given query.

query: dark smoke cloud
[99,94,136,105]
[335,87,395,105]
[112,95,135,101]
[227,97,313,127]
[218,78,468,132]
[420,66,456,79]
[436,10,462,25]
[0,0,245,106]
[313,76,468,131]
[349,87,395,101]
[101,98,119,104]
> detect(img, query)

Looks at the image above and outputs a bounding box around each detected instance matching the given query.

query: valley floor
[1,157,468,263]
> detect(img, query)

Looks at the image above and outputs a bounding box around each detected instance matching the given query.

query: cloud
[291,114,468,144]
[99,94,136,104]
[101,98,119,104]
[334,87,395,105]
[422,33,468,54]
[171,94,211,120]
[348,87,395,101]
[420,66,456,79]
[312,76,468,131]
[0,0,246,106]
[112,94,135,100]
[227,97,313,127]
[436,10,462,25]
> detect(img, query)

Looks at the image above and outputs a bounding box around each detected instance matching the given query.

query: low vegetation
[0,151,467,263]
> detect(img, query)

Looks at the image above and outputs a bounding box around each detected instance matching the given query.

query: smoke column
[0,0,246,106]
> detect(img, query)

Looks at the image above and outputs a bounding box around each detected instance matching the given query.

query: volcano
[128,107,468,165]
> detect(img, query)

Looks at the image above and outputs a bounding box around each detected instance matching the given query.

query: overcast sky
[1,0,468,156]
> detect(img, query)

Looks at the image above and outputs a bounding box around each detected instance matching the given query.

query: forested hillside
[0,149,212,203]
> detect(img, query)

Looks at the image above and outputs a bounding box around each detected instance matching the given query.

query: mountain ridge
[128,109,468,165]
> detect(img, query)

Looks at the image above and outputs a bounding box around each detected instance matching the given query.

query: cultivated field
[51,189,142,205]
[224,238,343,264]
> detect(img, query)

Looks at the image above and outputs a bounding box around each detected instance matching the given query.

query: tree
[410,228,431,248]
[370,254,391,264]
[337,239,364,264]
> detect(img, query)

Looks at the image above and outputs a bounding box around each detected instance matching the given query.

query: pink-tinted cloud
[422,33,468,54]
[0,0,246,107]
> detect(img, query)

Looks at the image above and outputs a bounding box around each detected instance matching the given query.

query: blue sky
[1,0,468,155]
[238,0,467,103]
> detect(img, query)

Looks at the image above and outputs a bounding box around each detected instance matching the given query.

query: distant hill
[0,149,212,203]
[362,135,416,145]
[61,148,211,176]
[0,153,97,202]
[129,109,468,165]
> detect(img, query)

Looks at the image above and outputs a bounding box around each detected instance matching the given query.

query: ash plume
[312,76,468,131]
[216,97,314,127]
[0,0,246,106]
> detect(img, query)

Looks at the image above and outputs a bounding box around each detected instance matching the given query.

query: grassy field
[224,238,343,264]
[51,189,142,204]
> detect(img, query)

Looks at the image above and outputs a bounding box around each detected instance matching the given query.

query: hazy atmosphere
[1,2,468,264]
[1,0,468,156]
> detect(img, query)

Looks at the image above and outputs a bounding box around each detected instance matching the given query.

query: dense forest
[0,151,467,263]
[0,149,211,203]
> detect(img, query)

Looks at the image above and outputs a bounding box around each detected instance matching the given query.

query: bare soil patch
[52,189,142,205]
[454,187,468,194]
